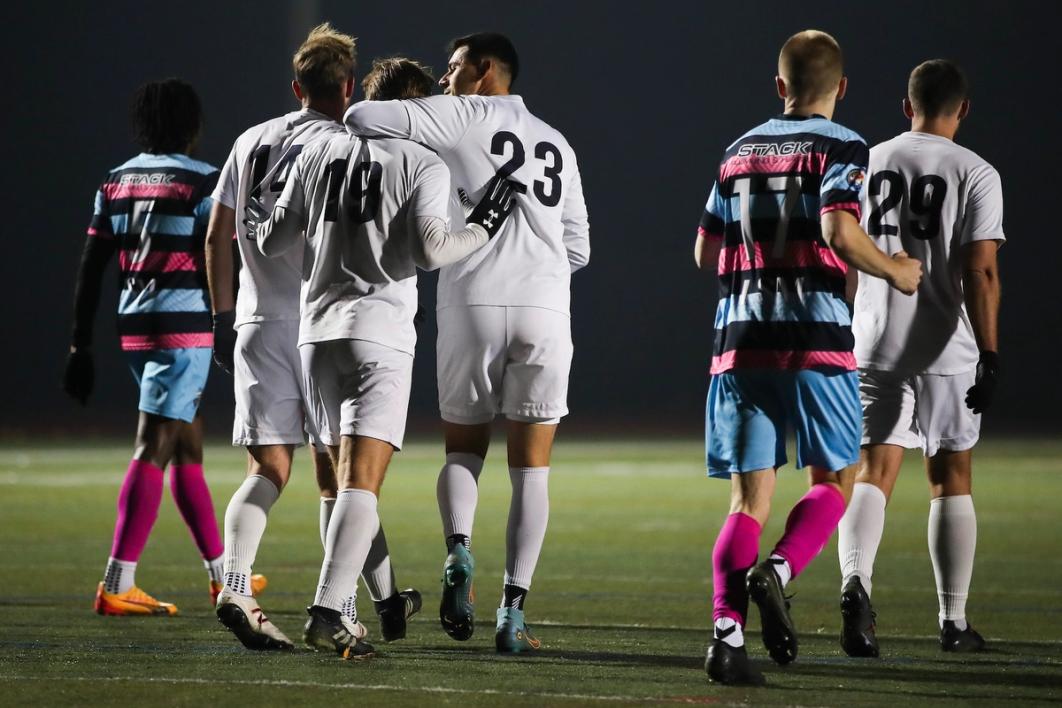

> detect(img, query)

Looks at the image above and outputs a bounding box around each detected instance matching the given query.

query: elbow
[570,248,590,272]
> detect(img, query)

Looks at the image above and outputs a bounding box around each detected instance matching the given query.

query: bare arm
[205,202,236,314]
[821,210,922,294]
[694,233,722,272]
[961,239,1001,352]
[411,217,489,271]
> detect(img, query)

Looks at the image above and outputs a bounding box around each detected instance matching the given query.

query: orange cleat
[94,582,178,616]
[210,574,268,606]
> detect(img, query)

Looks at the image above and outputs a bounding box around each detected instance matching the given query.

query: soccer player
[696,31,923,685]
[206,26,419,650]
[64,79,232,616]
[252,56,516,660]
[836,59,1003,656]
[344,32,590,654]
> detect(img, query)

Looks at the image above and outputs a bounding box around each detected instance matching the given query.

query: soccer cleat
[303,605,375,660]
[940,620,986,653]
[374,588,423,642]
[215,588,294,651]
[210,574,268,606]
[440,544,475,641]
[495,607,542,653]
[94,582,178,616]
[839,576,879,658]
[747,561,798,665]
[705,638,766,686]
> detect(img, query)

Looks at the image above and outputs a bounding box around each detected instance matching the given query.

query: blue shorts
[126,348,211,423]
[705,368,860,478]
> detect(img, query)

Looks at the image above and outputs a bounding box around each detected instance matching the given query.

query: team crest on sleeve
[847,168,866,189]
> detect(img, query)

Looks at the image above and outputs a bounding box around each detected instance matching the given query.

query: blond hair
[362,57,434,101]
[778,30,844,100]
[293,23,356,99]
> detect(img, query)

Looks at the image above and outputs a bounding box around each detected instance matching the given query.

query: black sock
[501,584,528,611]
[446,534,470,552]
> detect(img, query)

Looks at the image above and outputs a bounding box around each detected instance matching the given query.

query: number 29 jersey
[213,109,344,326]
[699,115,869,375]
[853,132,1005,375]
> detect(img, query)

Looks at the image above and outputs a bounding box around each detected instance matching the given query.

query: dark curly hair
[130,78,202,154]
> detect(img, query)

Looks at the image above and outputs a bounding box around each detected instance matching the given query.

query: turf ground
[1,438,1060,706]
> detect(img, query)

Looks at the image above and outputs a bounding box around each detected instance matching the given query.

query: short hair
[362,57,434,101]
[908,59,968,118]
[130,78,202,154]
[778,30,844,100]
[293,22,356,100]
[448,32,519,86]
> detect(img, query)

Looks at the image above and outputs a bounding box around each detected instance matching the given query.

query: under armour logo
[482,209,498,228]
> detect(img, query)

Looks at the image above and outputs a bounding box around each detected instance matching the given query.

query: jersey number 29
[867,170,948,240]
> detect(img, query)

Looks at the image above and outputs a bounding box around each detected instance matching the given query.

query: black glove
[212,310,237,375]
[63,348,94,405]
[468,174,518,239]
[965,350,1000,414]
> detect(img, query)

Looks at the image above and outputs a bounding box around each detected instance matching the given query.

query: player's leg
[918,371,984,652]
[435,305,504,641]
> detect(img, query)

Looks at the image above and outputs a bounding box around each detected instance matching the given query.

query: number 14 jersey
[853,132,1005,375]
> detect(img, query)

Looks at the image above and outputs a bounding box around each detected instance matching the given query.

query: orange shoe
[210,574,268,606]
[94,582,178,616]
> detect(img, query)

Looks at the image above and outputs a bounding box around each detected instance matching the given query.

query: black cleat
[374,588,422,642]
[303,606,375,660]
[705,638,766,686]
[747,561,798,665]
[839,576,879,658]
[940,620,986,653]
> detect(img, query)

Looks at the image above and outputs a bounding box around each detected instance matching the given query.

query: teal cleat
[440,544,475,641]
[495,607,542,654]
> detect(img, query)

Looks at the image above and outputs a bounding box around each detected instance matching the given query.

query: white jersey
[273,134,451,353]
[345,94,590,314]
[854,132,1005,375]
[213,109,344,326]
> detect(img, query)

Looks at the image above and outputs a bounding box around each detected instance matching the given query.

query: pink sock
[110,460,165,561]
[772,483,847,579]
[170,463,224,561]
[712,512,762,624]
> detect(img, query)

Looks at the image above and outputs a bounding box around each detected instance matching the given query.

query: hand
[468,174,519,239]
[63,348,94,404]
[886,250,923,295]
[242,195,270,240]
[965,351,1000,414]
[212,310,237,375]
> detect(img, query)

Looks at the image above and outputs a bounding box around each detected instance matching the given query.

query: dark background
[6,1,1059,440]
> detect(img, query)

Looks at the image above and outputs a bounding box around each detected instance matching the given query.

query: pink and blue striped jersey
[87,153,218,351]
[698,114,868,374]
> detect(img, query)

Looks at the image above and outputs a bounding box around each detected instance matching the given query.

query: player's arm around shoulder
[255,148,312,258]
[345,95,477,153]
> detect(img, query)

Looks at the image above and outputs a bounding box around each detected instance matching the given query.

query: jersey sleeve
[274,150,309,216]
[403,96,478,153]
[698,181,726,242]
[86,183,113,239]
[561,161,590,272]
[344,100,415,140]
[409,157,452,222]
[961,165,1005,245]
[212,144,240,210]
[193,171,220,232]
[819,139,869,220]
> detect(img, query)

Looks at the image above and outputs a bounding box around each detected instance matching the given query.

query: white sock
[103,558,136,594]
[204,555,224,584]
[314,489,379,612]
[437,452,484,541]
[837,482,888,595]
[768,554,792,588]
[504,466,550,589]
[362,525,397,602]
[714,617,744,648]
[222,475,279,596]
[320,496,359,617]
[929,495,976,629]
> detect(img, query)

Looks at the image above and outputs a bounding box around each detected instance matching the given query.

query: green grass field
[1,438,1060,706]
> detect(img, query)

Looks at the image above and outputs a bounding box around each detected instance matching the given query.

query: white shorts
[233,320,319,447]
[301,339,413,450]
[859,367,981,458]
[436,305,573,425]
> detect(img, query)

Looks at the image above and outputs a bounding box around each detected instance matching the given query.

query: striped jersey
[87,153,218,351]
[698,114,869,374]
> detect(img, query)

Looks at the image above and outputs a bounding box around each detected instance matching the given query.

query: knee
[134,424,179,468]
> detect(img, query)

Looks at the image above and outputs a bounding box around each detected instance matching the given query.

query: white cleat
[215,588,295,651]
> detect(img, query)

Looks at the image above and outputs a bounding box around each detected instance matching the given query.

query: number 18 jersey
[699,114,869,374]
[853,131,1005,375]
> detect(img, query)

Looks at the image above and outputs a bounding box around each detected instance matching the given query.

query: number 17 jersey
[853,132,1005,375]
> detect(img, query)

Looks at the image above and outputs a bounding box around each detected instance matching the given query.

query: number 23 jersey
[853,132,1005,375]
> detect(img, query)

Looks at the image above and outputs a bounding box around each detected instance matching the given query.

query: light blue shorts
[706,368,860,478]
[126,348,211,423]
